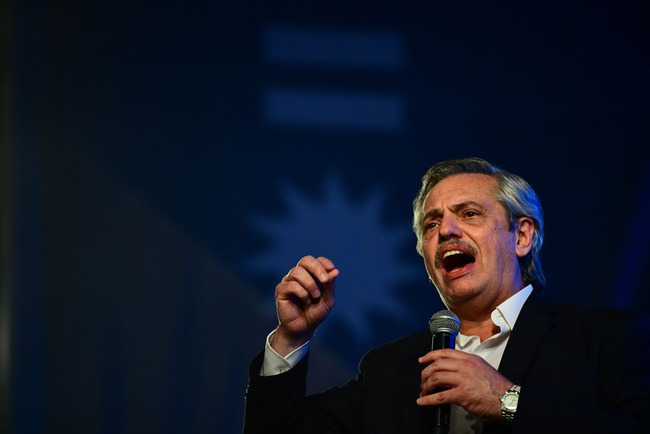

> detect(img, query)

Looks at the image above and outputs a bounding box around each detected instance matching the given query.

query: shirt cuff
[260,330,311,376]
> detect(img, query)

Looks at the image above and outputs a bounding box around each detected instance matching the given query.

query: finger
[284,264,326,298]
[316,276,337,309]
[279,268,323,301]
[420,359,461,388]
[316,256,338,273]
[420,357,470,397]
[417,388,457,407]
[419,348,466,364]
[421,370,458,396]
[276,280,314,307]
[296,256,332,285]
[314,257,340,290]
[421,355,463,373]
[420,365,463,394]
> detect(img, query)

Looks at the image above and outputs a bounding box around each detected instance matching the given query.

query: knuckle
[278,280,300,297]
[288,280,305,293]
[285,267,299,280]
[298,255,315,265]
[277,278,290,290]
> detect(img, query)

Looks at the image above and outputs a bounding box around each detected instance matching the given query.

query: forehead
[424,173,498,210]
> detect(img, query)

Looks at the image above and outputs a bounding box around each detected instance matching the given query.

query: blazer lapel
[497,291,557,384]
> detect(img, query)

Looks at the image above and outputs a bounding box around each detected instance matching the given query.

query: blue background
[9,0,650,432]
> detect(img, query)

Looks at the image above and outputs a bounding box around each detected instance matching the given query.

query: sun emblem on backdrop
[248,176,419,342]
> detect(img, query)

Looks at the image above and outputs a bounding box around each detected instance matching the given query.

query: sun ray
[248,176,419,343]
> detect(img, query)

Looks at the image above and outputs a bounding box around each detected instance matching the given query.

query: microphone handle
[430,332,455,434]
[431,332,454,352]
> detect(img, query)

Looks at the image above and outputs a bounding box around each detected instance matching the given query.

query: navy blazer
[244,291,650,433]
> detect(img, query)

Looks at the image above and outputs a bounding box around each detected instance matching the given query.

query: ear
[515,217,534,258]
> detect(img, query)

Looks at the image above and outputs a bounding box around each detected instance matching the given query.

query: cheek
[487,232,518,264]
[422,251,438,275]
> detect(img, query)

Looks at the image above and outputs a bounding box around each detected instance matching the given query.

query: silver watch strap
[501,384,521,423]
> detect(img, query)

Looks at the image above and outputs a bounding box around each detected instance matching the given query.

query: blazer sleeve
[243,331,430,434]
[243,350,309,434]
[243,350,365,434]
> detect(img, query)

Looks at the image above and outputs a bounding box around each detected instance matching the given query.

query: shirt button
[278,368,287,374]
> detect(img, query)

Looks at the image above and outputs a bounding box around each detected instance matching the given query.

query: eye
[423,221,439,232]
[464,210,479,218]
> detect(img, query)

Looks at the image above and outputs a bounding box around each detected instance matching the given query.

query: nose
[438,215,462,240]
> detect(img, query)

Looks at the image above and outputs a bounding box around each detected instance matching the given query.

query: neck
[445,300,498,342]
[446,283,524,342]
[458,316,500,342]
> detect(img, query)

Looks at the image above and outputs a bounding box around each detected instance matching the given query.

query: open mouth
[441,250,476,273]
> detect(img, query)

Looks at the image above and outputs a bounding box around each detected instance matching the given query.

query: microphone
[428,310,461,434]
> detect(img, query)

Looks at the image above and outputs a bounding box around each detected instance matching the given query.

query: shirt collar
[493,284,533,332]
[456,284,534,346]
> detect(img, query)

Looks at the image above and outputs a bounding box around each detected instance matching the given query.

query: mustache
[434,240,478,268]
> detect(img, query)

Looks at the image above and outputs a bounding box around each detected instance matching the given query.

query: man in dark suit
[243,158,650,433]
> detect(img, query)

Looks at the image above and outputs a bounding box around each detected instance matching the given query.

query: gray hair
[412,157,546,291]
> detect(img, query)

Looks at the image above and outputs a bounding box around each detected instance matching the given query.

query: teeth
[443,250,463,259]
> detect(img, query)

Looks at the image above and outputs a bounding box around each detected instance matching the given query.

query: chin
[438,282,483,304]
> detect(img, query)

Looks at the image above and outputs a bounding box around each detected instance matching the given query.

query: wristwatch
[500,384,521,423]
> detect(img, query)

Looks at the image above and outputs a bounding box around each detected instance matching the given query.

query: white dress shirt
[261,285,534,434]
[450,285,533,433]
[261,331,310,376]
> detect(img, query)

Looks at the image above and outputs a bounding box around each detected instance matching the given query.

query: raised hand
[272,256,339,357]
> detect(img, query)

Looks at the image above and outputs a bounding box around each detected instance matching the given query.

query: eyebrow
[421,200,487,225]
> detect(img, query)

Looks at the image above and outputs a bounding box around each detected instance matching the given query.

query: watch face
[503,393,518,409]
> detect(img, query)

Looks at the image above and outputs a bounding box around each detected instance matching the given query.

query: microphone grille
[429,310,461,336]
